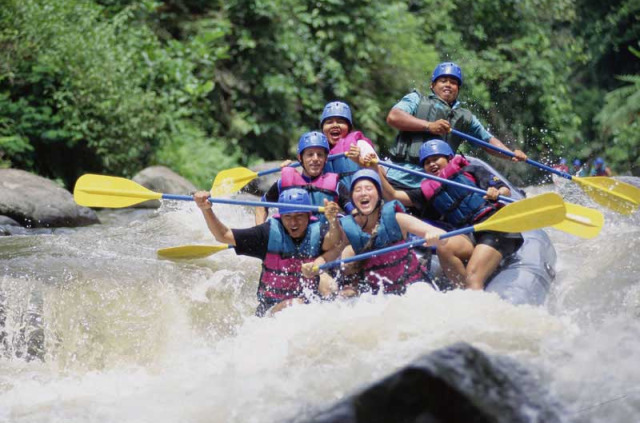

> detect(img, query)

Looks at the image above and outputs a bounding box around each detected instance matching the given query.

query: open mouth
[358,198,371,208]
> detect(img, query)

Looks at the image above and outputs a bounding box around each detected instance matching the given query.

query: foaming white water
[0,283,573,423]
[1,184,640,422]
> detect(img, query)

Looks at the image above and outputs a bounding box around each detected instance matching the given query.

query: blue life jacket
[258,218,322,304]
[424,172,499,226]
[341,201,425,294]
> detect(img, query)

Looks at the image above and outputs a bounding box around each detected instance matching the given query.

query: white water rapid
[1,181,639,423]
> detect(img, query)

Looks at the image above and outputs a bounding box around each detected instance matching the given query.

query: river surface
[1,181,639,423]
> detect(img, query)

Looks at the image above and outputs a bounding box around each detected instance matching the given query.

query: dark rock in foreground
[300,342,566,423]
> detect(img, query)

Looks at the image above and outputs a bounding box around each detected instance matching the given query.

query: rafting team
[194,62,531,317]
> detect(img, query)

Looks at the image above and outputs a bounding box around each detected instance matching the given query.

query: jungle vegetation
[1,0,638,188]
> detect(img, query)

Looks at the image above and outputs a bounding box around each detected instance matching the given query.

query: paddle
[451,128,640,215]
[315,192,566,271]
[157,244,232,259]
[211,153,347,197]
[377,160,604,239]
[73,174,325,212]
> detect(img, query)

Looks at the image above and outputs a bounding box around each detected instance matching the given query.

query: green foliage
[0,0,637,188]
[0,0,228,187]
[595,48,640,175]
[155,120,242,188]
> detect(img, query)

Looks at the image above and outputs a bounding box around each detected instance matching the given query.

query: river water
[0,181,639,423]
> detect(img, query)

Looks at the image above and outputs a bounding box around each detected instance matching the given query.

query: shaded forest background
[1,0,638,189]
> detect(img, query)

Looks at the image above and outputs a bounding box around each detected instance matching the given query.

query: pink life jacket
[326,131,374,187]
[258,218,322,304]
[280,167,339,205]
[328,131,374,154]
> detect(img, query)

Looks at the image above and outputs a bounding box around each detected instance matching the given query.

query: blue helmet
[419,139,454,166]
[278,188,312,215]
[559,158,567,165]
[594,157,605,166]
[297,131,330,155]
[573,159,582,166]
[320,101,353,128]
[350,169,382,195]
[431,62,463,86]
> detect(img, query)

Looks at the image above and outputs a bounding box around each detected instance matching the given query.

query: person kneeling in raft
[302,169,445,297]
[369,139,524,291]
[194,188,343,317]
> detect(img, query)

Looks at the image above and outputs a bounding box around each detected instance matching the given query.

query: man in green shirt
[385,62,527,189]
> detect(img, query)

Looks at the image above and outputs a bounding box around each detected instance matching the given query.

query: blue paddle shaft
[379,161,515,204]
[160,194,321,211]
[318,226,474,270]
[450,129,573,180]
[256,153,347,177]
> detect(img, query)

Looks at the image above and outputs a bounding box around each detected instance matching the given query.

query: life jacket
[324,131,374,187]
[592,168,608,176]
[280,167,339,207]
[389,92,474,164]
[258,218,322,304]
[420,156,501,226]
[340,201,426,294]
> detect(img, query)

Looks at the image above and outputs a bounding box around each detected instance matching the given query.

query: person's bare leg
[465,245,503,290]
[435,235,474,287]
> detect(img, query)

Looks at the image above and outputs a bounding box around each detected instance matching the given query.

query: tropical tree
[595,48,640,175]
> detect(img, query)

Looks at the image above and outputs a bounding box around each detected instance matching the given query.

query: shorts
[469,230,524,258]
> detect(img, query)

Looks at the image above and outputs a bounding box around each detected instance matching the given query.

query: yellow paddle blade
[552,202,604,239]
[574,176,639,215]
[74,174,161,208]
[210,167,258,197]
[474,193,565,233]
[157,244,230,259]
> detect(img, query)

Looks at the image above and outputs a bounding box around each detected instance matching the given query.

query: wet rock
[0,169,99,229]
[132,166,197,208]
[0,216,21,235]
[301,342,566,423]
[244,161,293,196]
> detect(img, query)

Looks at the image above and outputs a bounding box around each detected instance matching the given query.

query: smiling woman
[319,101,378,188]
[303,169,443,297]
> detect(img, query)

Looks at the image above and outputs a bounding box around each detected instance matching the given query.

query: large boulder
[132,166,198,208]
[0,169,99,230]
[302,342,566,423]
[244,161,293,196]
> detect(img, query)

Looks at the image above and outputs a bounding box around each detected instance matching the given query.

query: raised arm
[194,191,237,246]
[321,199,344,252]
[366,159,413,207]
